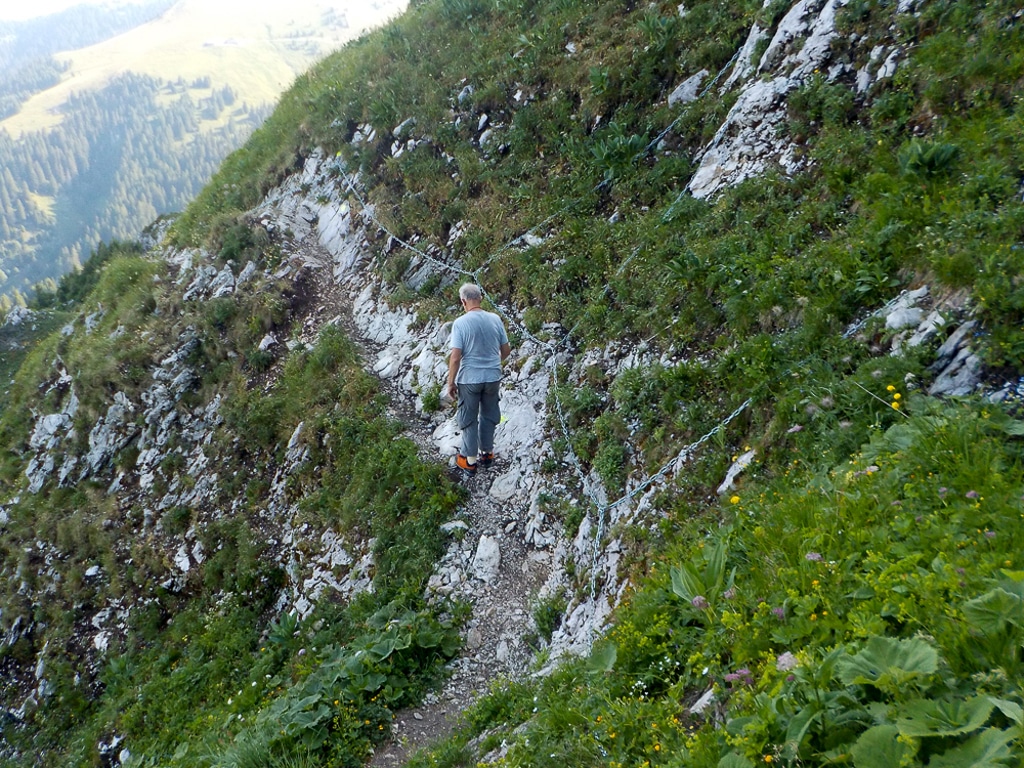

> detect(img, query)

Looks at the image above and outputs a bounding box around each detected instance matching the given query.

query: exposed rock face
[690,0,850,198]
[3,306,34,327]
[682,0,912,199]
[668,69,709,106]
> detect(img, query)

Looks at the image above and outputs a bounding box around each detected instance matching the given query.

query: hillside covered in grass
[1,0,1024,766]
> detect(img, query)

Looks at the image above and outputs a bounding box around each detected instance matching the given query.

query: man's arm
[447,348,462,400]
[500,342,511,362]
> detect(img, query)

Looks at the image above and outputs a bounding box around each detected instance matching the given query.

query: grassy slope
[0,252,464,763]
[1,0,1023,765]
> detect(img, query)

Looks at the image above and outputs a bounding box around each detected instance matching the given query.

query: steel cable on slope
[330,44,757,627]
[338,163,764,628]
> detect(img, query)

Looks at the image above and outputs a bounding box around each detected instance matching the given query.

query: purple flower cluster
[724,668,754,686]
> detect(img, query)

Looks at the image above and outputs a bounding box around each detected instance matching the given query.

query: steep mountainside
[1,0,1023,766]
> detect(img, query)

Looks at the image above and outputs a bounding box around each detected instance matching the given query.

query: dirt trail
[293,237,545,766]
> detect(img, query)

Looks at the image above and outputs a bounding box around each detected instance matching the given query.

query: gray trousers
[456,380,501,457]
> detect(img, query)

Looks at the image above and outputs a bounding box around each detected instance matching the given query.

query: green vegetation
[2,0,1024,765]
[416,400,1024,767]
[0,224,464,764]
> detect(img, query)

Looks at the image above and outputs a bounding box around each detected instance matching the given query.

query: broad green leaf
[846,586,876,600]
[587,641,617,673]
[362,671,387,691]
[292,691,324,711]
[782,704,821,759]
[393,630,412,650]
[417,627,442,647]
[989,698,1023,726]
[896,696,994,737]
[987,411,1024,436]
[370,635,398,660]
[963,588,1024,635]
[837,636,939,689]
[851,724,914,767]
[705,539,728,592]
[928,727,1015,768]
[726,716,756,736]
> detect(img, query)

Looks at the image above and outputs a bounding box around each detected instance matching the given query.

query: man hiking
[447,283,511,474]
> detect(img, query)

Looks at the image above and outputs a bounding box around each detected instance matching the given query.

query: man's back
[451,310,507,384]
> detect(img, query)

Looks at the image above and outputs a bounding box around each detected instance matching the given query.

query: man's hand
[447,348,462,403]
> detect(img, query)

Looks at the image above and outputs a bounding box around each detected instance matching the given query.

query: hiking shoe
[456,454,477,474]
[479,452,494,468]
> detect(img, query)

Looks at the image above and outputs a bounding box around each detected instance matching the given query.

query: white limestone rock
[717,449,757,495]
[689,0,847,199]
[668,69,710,106]
[3,306,34,327]
[886,307,924,331]
[472,535,501,583]
[930,348,982,397]
[209,264,237,298]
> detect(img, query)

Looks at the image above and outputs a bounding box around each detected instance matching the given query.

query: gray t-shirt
[450,310,508,384]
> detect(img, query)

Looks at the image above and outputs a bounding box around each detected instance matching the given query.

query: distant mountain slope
[0,0,406,308]
[0,1,174,73]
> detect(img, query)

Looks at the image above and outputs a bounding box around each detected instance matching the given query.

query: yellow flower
[765,757,774,764]
[892,392,901,400]
[891,402,900,410]
[655,744,661,751]
[887,385,895,392]
[730,495,740,504]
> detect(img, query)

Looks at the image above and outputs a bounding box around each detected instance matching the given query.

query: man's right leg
[456,382,483,460]
[478,380,501,454]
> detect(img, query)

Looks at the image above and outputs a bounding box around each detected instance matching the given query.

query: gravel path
[291,235,549,767]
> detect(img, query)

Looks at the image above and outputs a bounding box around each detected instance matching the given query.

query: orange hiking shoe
[456,454,477,474]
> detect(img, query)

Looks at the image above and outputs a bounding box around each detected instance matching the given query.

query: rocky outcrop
[686,0,910,199]
[3,306,34,327]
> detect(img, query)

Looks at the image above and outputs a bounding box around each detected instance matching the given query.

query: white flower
[776,651,799,672]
